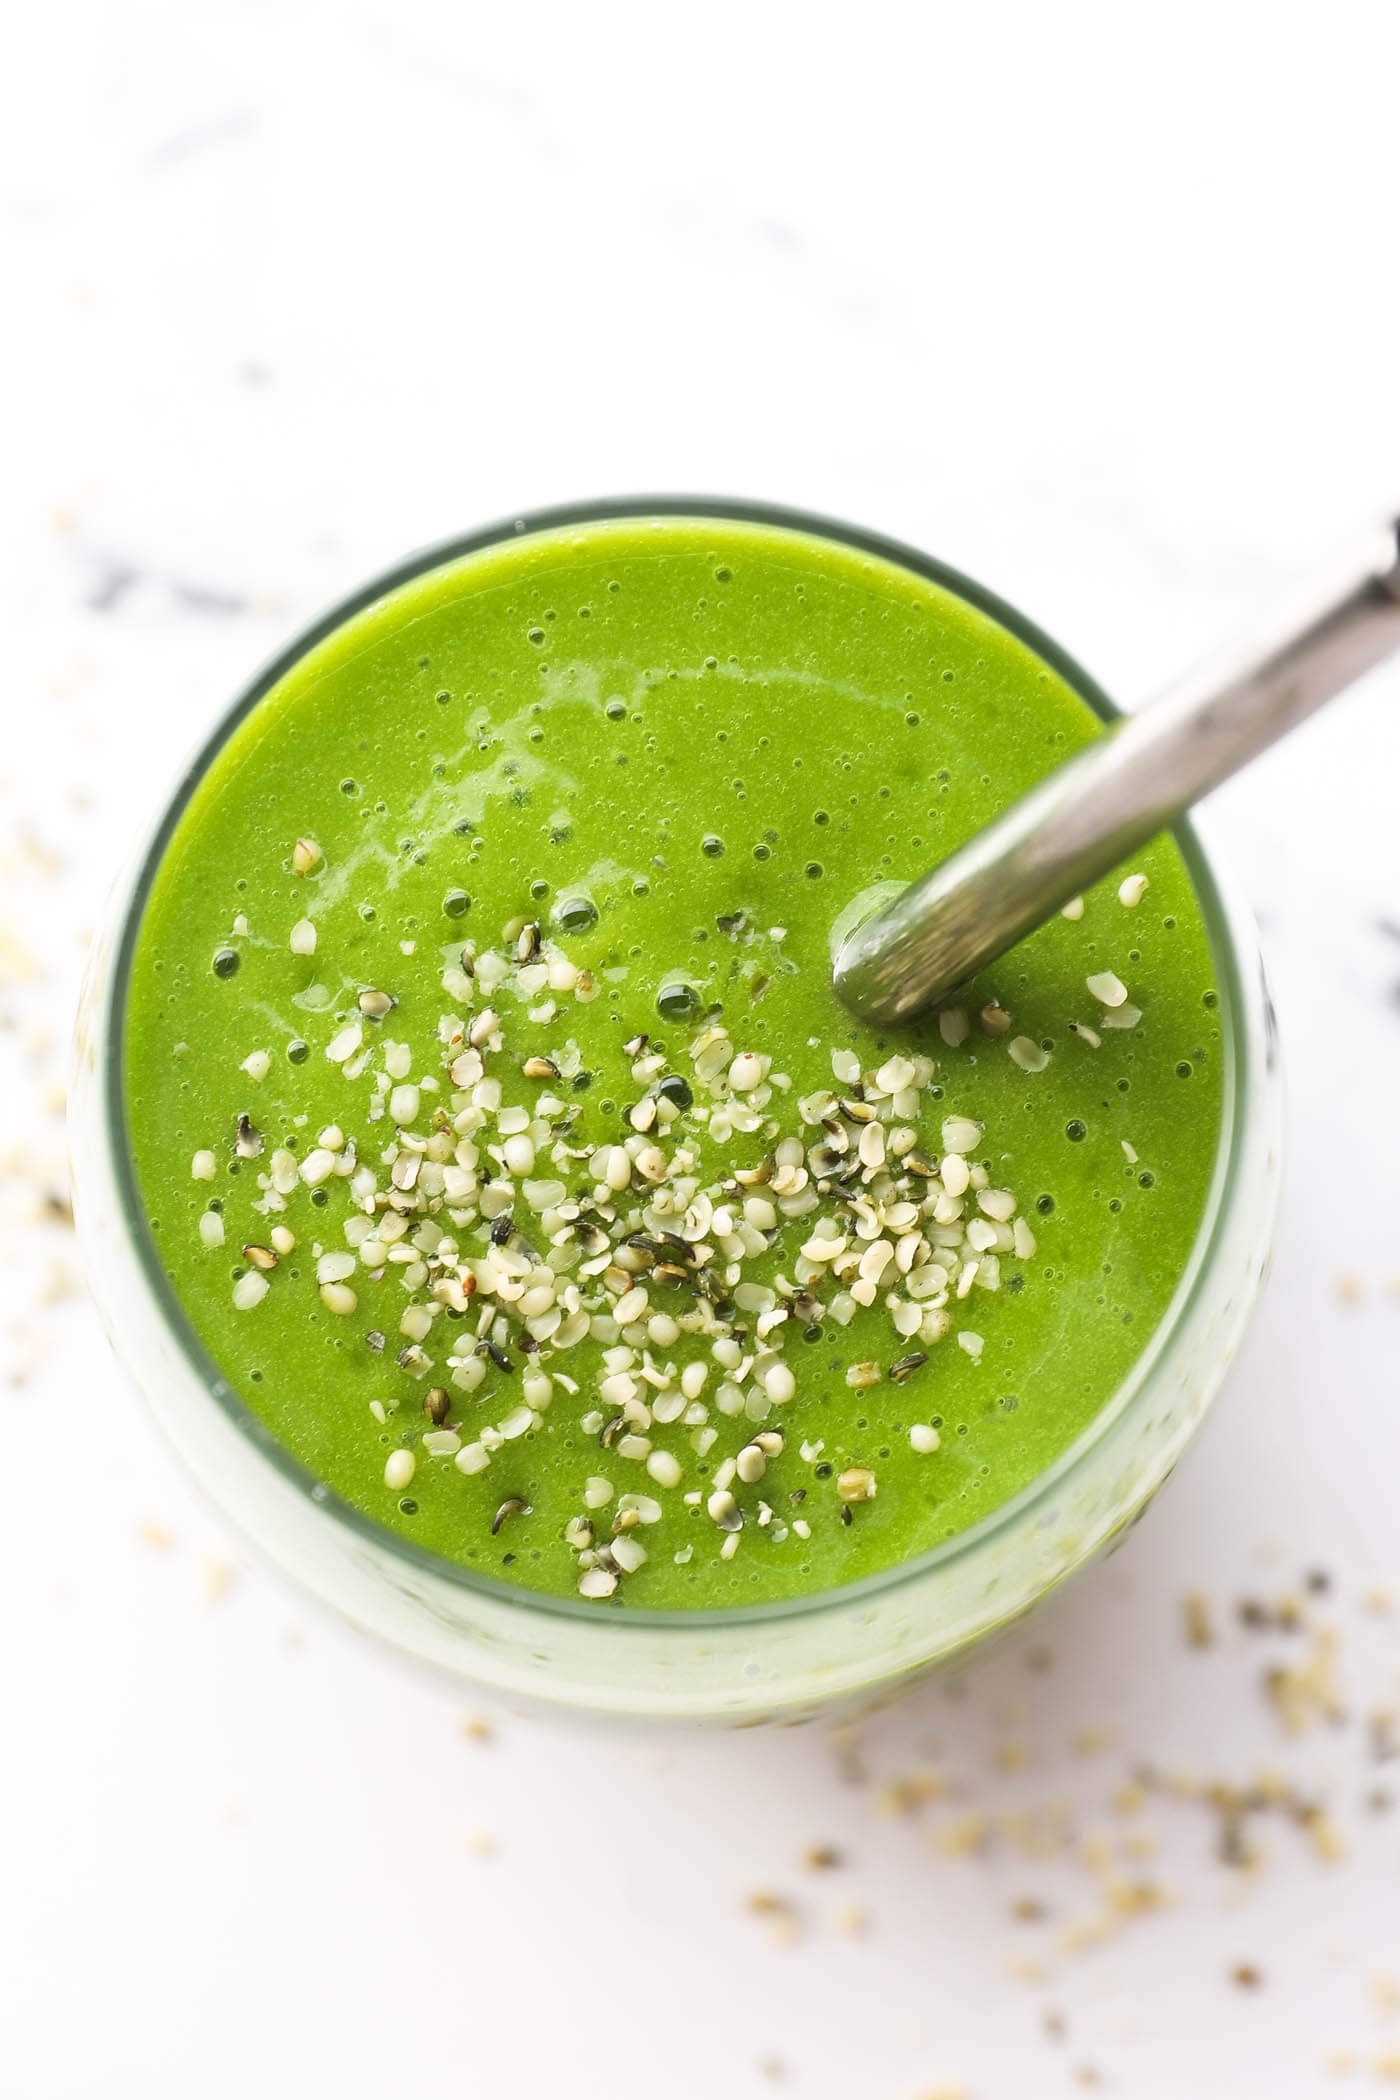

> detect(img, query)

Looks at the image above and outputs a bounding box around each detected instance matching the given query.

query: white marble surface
[5,5,1400,2094]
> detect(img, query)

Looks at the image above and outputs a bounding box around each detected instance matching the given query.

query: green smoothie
[122,515,1223,1608]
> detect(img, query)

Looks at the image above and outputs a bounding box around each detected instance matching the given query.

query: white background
[3,5,1400,2095]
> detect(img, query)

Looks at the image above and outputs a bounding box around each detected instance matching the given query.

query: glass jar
[70,499,1281,1723]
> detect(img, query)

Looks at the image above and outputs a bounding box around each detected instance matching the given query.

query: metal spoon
[834,515,1400,1027]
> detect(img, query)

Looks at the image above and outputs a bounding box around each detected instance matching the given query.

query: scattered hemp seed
[1086,970,1128,1008]
[1118,872,1149,907]
[291,837,323,875]
[1061,895,1085,920]
[1008,1035,1051,1074]
[490,1497,531,1535]
[384,1449,415,1491]
[234,1114,263,1159]
[1183,1591,1216,1648]
[200,908,1043,1598]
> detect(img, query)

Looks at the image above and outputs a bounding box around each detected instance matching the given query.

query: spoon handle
[834,515,1400,1027]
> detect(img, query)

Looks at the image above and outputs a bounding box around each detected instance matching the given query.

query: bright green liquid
[124,517,1224,1607]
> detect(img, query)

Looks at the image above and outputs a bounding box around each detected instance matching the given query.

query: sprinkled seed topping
[200,895,1047,1600]
[1086,970,1128,1009]
[234,1114,263,1159]
[707,1488,743,1532]
[291,837,323,875]
[1008,1036,1051,1074]
[384,1448,415,1491]
[1118,872,1149,907]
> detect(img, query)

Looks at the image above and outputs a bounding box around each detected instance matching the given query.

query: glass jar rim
[102,495,1259,1632]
